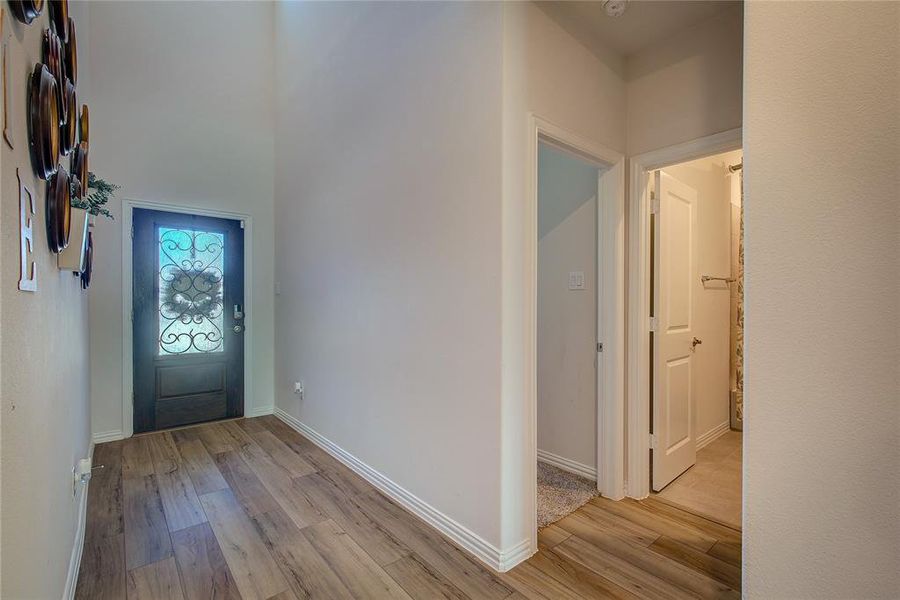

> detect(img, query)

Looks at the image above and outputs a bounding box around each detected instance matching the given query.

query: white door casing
[652,171,699,491]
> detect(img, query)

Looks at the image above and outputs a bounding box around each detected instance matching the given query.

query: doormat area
[537,461,599,528]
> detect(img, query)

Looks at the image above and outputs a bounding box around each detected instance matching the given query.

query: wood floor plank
[126,557,185,600]
[352,491,514,600]
[558,533,739,600]
[236,416,267,433]
[649,536,742,591]
[201,489,290,600]
[537,524,571,550]
[215,449,281,517]
[301,519,413,600]
[591,497,717,552]
[641,496,742,546]
[500,559,585,600]
[250,428,317,477]
[86,441,124,541]
[171,523,241,600]
[175,438,229,495]
[294,472,409,565]
[75,533,126,600]
[148,432,206,532]
[707,540,741,568]
[382,554,469,600]
[523,548,641,600]
[123,436,154,479]
[252,507,356,600]
[559,504,660,548]
[123,474,173,570]
[195,423,236,456]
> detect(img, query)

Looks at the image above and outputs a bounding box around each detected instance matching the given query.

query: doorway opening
[647,148,743,530]
[131,208,246,433]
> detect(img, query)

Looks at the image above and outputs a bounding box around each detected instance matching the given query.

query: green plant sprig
[71,172,119,220]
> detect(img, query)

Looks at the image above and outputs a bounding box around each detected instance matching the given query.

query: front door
[652,171,699,491]
[133,208,245,433]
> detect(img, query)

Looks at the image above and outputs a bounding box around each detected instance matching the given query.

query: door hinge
[130,224,135,239]
[130,309,134,322]
[649,316,658,332]
[240,220,245,229]
[649,433,657,450]
[597,342,603,353]
[650,195,660,215]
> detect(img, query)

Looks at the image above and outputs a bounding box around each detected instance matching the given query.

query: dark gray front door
[132,208,245,433]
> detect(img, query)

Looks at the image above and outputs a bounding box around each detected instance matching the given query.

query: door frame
[626,127,742,499]
[121,199,256,438]
[527,114,626,549]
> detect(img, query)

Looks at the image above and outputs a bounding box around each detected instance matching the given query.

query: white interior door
[652,170,699,491]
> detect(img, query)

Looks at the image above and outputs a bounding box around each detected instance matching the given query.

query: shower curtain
[730,170,744,430]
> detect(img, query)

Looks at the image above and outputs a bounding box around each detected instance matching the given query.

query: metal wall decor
[2,9,13,149]
[71,139,87,191]
[18,169,38,291]
[9,0,43,25]
[42,28,66,123]
[46,164,71,253]
[64,16,76,85]
[79,103,87,143]
[28,63,59,179]
[60,78,76,154]
[81,230,93,289]
[47,0,67,42]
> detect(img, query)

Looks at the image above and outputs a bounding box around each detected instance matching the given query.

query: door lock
[233,325,243,333]
[233,304,244,320]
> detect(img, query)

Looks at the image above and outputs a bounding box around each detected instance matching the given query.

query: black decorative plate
[81,231,93,289]
[42,28,66,124]
[71,140,88,193]
[28,63,59,180]
[65,17,77,86]
[46,164,71,253]
[9,0,44,25]
[60,78,77,155]
[48,0,69,43]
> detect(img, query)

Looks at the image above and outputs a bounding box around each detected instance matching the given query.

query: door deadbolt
[233,325,243,333]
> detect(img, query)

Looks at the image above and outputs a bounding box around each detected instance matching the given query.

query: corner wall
[0,3,93,597]
[743,2,899,597]
[86,1,276,440]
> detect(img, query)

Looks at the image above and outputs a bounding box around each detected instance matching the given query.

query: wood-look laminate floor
[76,416,741,599]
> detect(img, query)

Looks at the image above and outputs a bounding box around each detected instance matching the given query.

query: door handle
[233,304,244,320]
[691,337,702,350]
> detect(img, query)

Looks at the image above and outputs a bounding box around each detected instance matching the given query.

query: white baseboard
[697,421,731,450]
[63,443,93,600]
[273,408,529,572]
[246,404,275,418]
[537,449,597,481]
[91,430,124,444]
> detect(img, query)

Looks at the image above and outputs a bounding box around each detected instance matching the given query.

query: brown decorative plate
[42,28,66,124]
[28,63,59,180]
[9,0,44,25]
[60,78,76,155]
[48,0,68,42]
[46,164,71,253]
[64,16,77,86]
[81,231,93,289]
[79,103,88,145]
[71,140,88,192]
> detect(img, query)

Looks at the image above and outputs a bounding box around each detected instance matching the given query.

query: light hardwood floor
[77,416,741,599]
[656,432,743,529]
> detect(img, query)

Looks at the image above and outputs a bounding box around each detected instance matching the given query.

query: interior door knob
[691,337,702,349]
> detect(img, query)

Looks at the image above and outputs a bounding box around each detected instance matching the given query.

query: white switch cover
[293,381,304,398]
[568,271,585,290]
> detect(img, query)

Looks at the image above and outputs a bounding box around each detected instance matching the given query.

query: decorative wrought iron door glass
[157,227,225,354]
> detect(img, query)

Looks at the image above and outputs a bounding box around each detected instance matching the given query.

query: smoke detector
[602,0,628,18]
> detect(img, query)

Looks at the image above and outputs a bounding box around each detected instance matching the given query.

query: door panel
[653,171,698,491]
[133,209,245,433]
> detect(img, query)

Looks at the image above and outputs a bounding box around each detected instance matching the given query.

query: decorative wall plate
[46,164,71,253]
[42,28,66,124]
[9,0,43,25]
[64,16,76,86]
[28,63,59,180]
[48,0,68,42]
[60,78,76,155]
[79,103,88,144]
[71,140,87,192]
[81,231,93,289]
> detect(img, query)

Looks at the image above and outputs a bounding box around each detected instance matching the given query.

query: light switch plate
[568,271,585,290]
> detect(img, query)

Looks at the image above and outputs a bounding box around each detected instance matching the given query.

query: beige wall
[0,3,93,597]
[626,5,742,156]
[273,1,506,548]
[87,1,276,439]
[662,150,739,441]
[743,2,899,597]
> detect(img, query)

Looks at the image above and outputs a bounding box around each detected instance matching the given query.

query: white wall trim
[63,442,94,600]
[526,114,626,557]
[696,421,731,451]
[537,449,597,481]
[92,430,125,444]
[273,408,522,572]
[246,404,275,418]
[626,128,742,499]
[119,199,256,439]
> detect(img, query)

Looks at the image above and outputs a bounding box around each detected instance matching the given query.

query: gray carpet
[537,461,599,528]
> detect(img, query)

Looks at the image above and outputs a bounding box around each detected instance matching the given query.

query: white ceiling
[536,0,738,59]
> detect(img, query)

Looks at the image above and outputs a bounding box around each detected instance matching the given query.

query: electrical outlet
[293,381,304,399]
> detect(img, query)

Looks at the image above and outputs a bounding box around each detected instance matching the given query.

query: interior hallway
[76,416,740,599]
[656,432,742,530]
